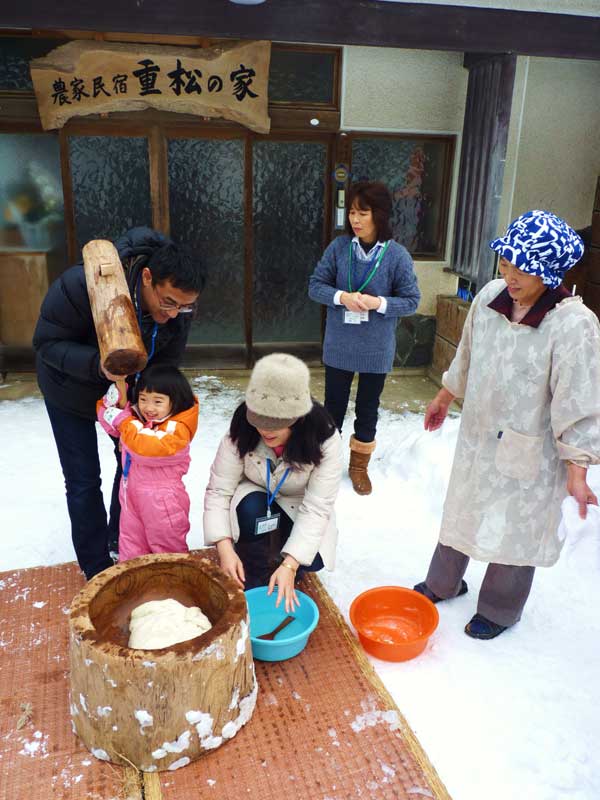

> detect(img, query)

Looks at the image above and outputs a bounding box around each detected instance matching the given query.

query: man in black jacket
[33,227,206,579]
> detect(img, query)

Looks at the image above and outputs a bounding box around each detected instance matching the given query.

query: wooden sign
[30,39,271,133]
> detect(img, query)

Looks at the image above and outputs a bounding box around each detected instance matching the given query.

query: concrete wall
[342,46,600,312]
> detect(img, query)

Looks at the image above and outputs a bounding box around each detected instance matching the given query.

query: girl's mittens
[101,402,132,430]
[103,383,122,408]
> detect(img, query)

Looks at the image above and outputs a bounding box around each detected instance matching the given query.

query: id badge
[359,310,369,322]
[254,513,280,536]
[344,310,362,324]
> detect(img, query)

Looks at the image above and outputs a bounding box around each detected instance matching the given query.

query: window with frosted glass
[68,136,152,253]
[0,37,65,91]
[253,140,326,343]
[351,137,453,259]
[168,137,245,345]
[269,48,338,106]
[0,133,66,258]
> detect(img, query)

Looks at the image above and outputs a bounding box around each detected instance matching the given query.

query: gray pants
[425,543,536,627]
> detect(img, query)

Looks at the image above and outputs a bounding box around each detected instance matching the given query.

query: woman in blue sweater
[308,181,420,494]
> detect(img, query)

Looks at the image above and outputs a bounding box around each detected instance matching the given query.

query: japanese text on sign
[51,60,259,105]
[31,40,271,134]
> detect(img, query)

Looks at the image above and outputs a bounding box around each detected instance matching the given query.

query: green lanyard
[347,241,390,293]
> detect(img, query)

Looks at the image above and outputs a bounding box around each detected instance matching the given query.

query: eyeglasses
[153,285,197,314]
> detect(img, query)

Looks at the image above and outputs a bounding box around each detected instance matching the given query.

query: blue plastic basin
[245,587,319,662]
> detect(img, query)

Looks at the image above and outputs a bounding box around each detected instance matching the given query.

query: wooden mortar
[68,553,256,772]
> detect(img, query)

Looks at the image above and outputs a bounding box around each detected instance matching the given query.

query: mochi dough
[128,598,212,649]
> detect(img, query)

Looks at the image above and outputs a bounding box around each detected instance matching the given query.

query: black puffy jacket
[33,227,192,420]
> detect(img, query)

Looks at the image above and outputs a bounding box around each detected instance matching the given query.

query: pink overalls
[97,390,199,561]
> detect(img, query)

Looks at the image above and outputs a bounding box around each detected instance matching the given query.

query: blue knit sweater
[308,236,420,373]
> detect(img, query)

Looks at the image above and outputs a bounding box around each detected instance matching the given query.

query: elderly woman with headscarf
[413,209,600,640]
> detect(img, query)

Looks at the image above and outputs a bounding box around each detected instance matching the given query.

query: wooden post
[83,240,147,376]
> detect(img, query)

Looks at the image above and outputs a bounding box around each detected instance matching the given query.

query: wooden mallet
[83,239,147,378]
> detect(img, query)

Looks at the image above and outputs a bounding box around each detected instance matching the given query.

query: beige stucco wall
[503,57,600,231]
[342,46,600,312]
[342,47,467,133]
[342,46,468,313]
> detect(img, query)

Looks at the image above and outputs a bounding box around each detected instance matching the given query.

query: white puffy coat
[203,430,343,568]
[439,279,600,567]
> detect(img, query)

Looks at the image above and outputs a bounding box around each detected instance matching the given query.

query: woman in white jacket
[204,354,343,613]
[415,210,600,640]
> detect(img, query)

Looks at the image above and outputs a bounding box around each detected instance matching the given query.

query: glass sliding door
[252,139,327,345]
[68,135,152,254]
[67,129,330,362]
[168,136,245,347]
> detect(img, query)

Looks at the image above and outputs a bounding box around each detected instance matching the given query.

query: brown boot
[349,436,376,495]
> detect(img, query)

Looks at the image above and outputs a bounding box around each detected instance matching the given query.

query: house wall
[342,46,600,313]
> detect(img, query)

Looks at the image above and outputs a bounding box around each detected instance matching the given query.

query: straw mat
[0,560,451,800]
[0,562,139,799]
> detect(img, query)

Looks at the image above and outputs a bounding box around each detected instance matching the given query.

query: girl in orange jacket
[97,365,198,561]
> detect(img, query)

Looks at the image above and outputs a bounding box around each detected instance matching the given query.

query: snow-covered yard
[2,376,599,800]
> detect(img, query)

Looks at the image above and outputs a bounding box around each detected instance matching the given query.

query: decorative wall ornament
[30,39,271,133]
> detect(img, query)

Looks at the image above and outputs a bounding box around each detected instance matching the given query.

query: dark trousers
[45,400,121,579]
[425,542,536,627]
[324,365,386,442]
[235,491,324,589]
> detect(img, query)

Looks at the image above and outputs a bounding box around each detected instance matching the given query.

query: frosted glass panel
[168,138,245,345]
[0,133,66,257]
[253,140,326,343]
[0,38,64,91]
[269,49,336,105]
[69,136,152,253]
[351,137,451,257]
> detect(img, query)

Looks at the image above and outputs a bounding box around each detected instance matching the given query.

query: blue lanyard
[266,459,291,517]
[146,324,158,363]
[136,274,158,380]
[347,240,390,293]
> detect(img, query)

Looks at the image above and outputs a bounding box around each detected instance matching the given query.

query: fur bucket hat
[489,209,584,289]
[246,353,313,430]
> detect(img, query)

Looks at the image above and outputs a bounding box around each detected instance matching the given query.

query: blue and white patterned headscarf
[489,210,584,289]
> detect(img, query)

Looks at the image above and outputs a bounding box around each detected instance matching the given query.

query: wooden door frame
[159,125,335,365]
[61,121,335,364]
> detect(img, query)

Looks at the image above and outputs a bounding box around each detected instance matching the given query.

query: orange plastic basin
[349,586,439,662]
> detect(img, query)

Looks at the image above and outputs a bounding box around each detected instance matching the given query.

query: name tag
[344,311,362,324]
[344,310,369,324]
[254,513,280,535]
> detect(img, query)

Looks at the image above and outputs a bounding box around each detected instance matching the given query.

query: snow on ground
[2,377,600,800]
